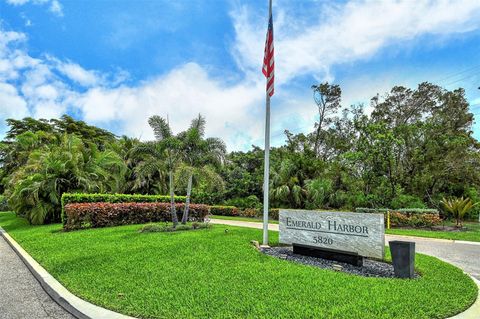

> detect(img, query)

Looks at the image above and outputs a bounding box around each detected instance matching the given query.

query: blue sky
[1,0,480,151]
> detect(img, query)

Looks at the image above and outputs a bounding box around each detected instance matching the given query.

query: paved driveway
[210,218,480,280]
[0,236,74,319]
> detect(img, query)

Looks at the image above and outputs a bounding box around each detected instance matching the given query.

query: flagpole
[262,0,272,246]
[263,92,270,245]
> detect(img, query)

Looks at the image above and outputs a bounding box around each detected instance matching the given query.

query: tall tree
[177,114,226,223]
[311,82,342,157]
[131,116,181,226]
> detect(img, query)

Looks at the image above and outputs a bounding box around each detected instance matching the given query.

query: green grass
[211,214,279,224]
[0,212,477,319]
[386,221,480,242]
[211,215,480,242]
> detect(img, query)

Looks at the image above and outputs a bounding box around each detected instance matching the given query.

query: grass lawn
[386,221,480,242]
[211,214,279,224]
[211,215,480,242]
[0,212,477,319]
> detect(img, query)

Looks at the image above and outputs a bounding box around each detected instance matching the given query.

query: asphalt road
[0,236,74,319]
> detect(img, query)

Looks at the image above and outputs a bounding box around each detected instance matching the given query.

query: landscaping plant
[441,196,477,227]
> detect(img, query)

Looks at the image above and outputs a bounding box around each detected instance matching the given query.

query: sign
[279,210,384,259]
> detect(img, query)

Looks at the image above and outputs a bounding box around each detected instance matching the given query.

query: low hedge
[390,212,442,228]
[356,207,441,227]
[64,202,209,230]
[356,207,439,215]
[210,206,239,216]
[61,193,187,223]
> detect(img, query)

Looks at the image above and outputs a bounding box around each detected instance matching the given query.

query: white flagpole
[262,0,272,246]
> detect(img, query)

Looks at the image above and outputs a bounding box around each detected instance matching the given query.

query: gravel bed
[260,246,419,278]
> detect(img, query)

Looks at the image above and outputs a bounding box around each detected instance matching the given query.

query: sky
[0,0,480,151]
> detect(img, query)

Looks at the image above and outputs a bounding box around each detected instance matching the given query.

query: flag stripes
[262,13,274,97]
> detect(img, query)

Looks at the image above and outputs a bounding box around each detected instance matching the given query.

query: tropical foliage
[441,197,477,227]
[1,82,480,224]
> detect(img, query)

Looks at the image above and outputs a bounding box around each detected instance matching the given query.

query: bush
[0,195,9,211]
[224,195,261,209]
[64,202,209,230]
[258,208,280,220]
[356,207,441,228]
[390,212,442,228]
[356,207,439,215]
[61,193,186,222]
[391,194,427,209]
[240,208,260,218]
[210,205,239,216]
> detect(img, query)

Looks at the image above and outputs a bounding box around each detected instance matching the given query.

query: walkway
[210,218,480,280]
[0,236,74,319]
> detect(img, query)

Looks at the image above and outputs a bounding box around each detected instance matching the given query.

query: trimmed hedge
[210,206,239,216]
[61,193,186,223]
[390,212,442,228]
[210,206,280,220]
[355,207,439,215]
[355,207,441,228]
[64,202,209,230]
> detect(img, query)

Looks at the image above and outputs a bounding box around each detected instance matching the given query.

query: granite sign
[279,210,385,259]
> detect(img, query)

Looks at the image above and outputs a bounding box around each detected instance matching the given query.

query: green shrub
[356,207,438,215]
[259,208,280,220]
[64,202,209,230]
[224,195,261,209]
[391,194,427,209]
[210,205,239,216]
[61,193,186,222]
[0,195,9,211]
[390,212,442,228]
[240,208,259,218]
[356,207,441,228]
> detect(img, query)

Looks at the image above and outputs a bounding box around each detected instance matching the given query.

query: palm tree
[7,134,126,224]
[177,114,226,223]
[131,116,181,226]
[270,158,307,208]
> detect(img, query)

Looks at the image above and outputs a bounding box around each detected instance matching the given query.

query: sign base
[293,243,364,266]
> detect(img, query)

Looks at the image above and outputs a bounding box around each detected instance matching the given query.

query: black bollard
[389,241,415,278]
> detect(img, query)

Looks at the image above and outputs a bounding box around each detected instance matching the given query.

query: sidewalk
[210,218,480,280]
[0,235,74,319]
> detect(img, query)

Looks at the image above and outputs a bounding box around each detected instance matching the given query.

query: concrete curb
[448,276,480,318]
[0,227,137,319]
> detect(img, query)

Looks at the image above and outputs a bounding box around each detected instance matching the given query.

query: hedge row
[355,207,441,227]
[390,212,442,228]
[61,193,186,222]
[64,202,209,230]
[210,206,280,220]
[355,207,439,215]
[209,206,239,216]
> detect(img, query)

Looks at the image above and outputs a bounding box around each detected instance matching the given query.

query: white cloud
[49,0,63,17]
[5,0,63,17]
[56,61,103,87]
[74,63,265,150]
[2,1,480,150]
[231,0,480,85]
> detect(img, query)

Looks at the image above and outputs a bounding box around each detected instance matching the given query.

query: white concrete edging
[448,276,480,319]
[0,227,137,319]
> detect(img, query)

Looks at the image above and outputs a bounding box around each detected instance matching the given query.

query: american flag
[262,10,274,97]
